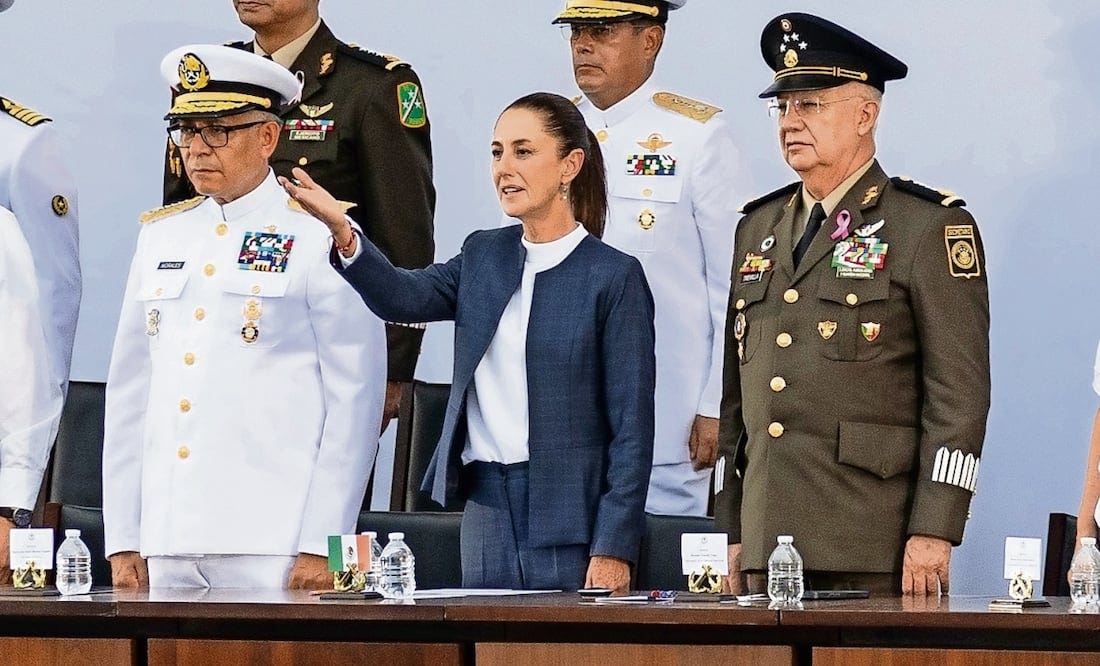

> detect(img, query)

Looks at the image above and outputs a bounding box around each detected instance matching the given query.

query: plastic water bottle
[1069,537,1100,609]
[361,531,384,593]
[55,529,93,595]
[767,535,804,605]
[379,532,416,600]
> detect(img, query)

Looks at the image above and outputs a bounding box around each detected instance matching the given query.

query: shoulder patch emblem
[739,182,801,215]
[945,225,981,278]
[1,97,51,127]
[891,176,965,207]
[652,92,721,123]
[140,196,205,225]
[397,82,427,128]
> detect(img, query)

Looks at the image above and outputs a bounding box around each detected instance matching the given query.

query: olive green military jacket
[164,22,436,382]
[713,161,990,573]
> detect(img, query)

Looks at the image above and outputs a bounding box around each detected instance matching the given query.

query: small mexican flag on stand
[327,534,373,572]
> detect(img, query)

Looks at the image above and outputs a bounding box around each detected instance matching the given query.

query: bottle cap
[64,529,81,538]
[388,532,404,540]
[777,535,793,544]
[1083,537,1097,546]
[361,531,378,538]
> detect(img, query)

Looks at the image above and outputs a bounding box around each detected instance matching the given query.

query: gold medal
[639,209,656,230]
[242,320,260,344]
[243,299,263,321]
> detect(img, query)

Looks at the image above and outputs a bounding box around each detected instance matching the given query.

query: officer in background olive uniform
[164,1,435,427]
[0,0,82,582]
[715,13,990,595]
[551,0,745,516]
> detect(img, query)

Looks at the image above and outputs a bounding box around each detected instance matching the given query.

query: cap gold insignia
[780,18,793,32]
[320,52,334,76]
[51,195,70,217]
[861,322,881,342]
[945,225,981,278]
[861,186,879,206]
[639,209,656,230]
[637,133,671,151]
[178,53,211,92]
[784,49,799,68]
[300,102,334,119]
[818,321,837,340]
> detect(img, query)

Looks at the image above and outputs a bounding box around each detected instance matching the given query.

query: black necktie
[793,203,826,268]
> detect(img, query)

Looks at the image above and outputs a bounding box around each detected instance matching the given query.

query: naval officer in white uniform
[552,0,745,515]
[0,0,82,580]
[103,45,386,590]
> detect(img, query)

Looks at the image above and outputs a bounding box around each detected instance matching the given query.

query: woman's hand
[279,167,349,234]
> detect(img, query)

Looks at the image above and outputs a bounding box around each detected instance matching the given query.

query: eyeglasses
[167,120,268,148]
[766,96,867,119]
[561,22,647,43]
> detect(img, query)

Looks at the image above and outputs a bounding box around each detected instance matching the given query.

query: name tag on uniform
[625,154,676,176]
[284,119,334,142]
[157,261,185,270]
[239,232,295,273]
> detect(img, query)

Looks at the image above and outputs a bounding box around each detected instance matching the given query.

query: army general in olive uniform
[164,1,435,425]
[714,13,990,596]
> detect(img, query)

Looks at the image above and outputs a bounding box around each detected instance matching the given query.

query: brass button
[183,353,195,366]
[846,293,859,306]
[768,422,785,438]
[154,287,164,297]
[735,298,746,311]
[298,157,309,166]
[215,223,229,236]
[177,446,190,460]
[250,285,261,295]
[642,188,653,197]
[770,377,787,392]
[596,129,609,142]
[204,264,216,277]
[776,333,792,348]
[179,399,191,413]
[783,289,799,304]
[194,308,205,321]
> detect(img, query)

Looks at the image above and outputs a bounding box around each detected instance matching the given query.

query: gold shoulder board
[1,97,51,127]
[140,196,205,224]
[653,92,722,123]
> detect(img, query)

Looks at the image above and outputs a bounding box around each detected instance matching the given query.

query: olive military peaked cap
[552,0,685,24]
[758,13,907,98]
[160,44,302,120]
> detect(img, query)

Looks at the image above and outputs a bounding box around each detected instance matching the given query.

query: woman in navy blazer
[282,93,655,593]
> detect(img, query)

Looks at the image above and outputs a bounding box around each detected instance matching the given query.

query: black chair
[357,511,463,589]
[635,514,716,591]
[44,381,110,585]
[390,381,457,511]
[1043,512,1078,597]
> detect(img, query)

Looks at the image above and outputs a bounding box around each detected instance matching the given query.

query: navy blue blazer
[334,225,655,563]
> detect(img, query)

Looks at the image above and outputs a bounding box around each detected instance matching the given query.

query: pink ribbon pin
[830,209,851,240]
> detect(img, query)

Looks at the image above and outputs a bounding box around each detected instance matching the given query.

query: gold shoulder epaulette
[891,176,966,208]
[571,95,582,106]
[339,43,410,71]
[1,97,52,127]
[287,198,357,214]
[653,92,721,123]
[140,196,205,224]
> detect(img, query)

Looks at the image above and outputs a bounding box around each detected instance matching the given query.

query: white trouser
[646,462,712,516]
[147,555,296,589]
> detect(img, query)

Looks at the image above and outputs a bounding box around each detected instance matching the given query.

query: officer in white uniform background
[103,44,386,590]
[0,0,82,581]
[551,0,745,515]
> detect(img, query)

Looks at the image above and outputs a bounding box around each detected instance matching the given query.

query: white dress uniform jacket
[103,172,386,559]
[576,79,744,511]
[0,101,80,510]
[0,206,62,510]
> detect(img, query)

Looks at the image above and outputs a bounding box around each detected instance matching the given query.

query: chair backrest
[357,511,463,589]
[635,514,716,591]
[391,381,454,511]
[48,380,106,506]
[1043,512,1078,597]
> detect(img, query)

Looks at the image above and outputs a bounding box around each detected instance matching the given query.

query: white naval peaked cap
[160,44,302,120]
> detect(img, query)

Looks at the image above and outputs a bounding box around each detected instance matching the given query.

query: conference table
[1,589,1099,665]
